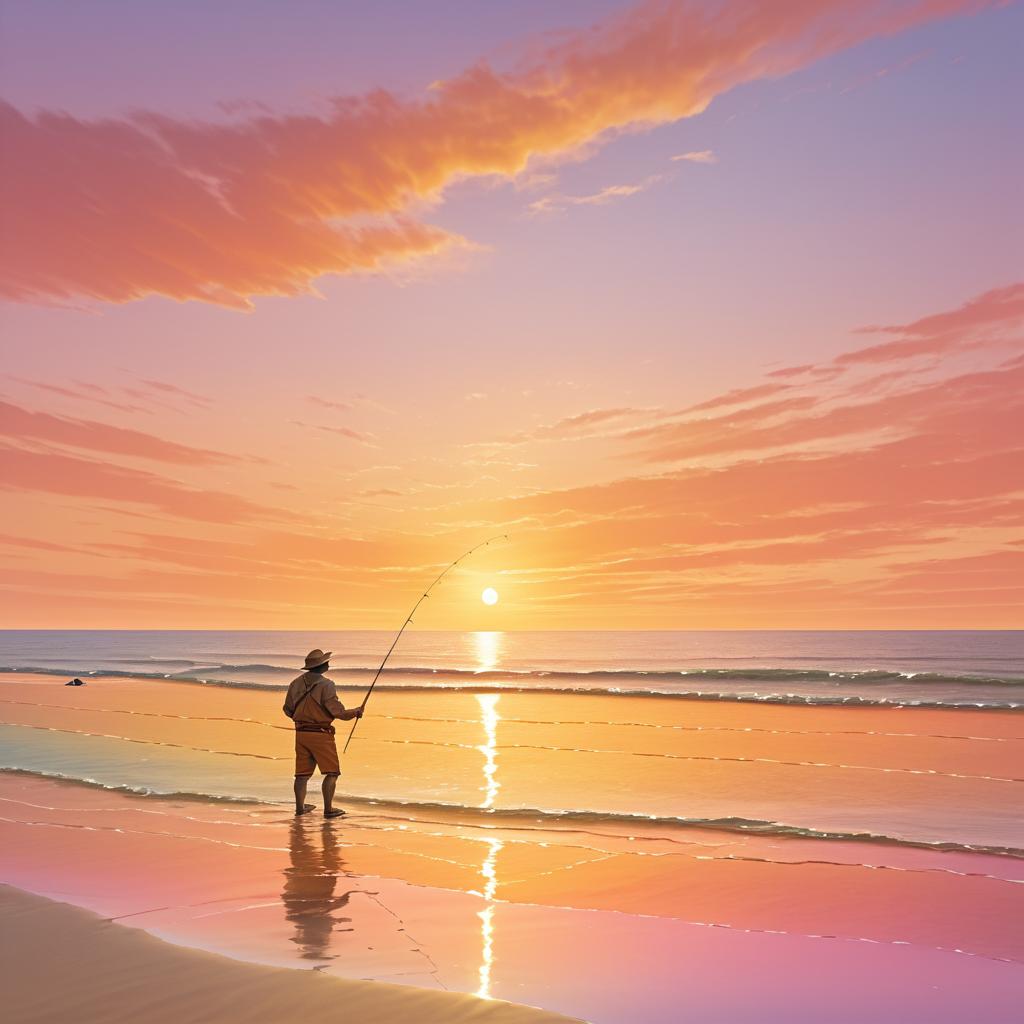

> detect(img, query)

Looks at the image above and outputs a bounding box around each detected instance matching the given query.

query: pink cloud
[291,420,377,445]
[622,395,819,451]
[766,364,815,379]
[423,282,1024,623]
[534,407,654,439]
[138,379,212,407]
[0,0,994,309]
[11,276,1018,627]
[841,282,1024,363]
[0,399,257,465]
[671,150,718,163]
[8,377,148,415]
[0,445,292,524]
[0,533,81,555]
[529,176,663,215]
[684,382,793,413]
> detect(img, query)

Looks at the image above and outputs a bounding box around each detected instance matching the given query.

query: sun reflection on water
[475,691,502,999]
[476,693,501,810]
[472,630,503,672]
[476,837,503,999]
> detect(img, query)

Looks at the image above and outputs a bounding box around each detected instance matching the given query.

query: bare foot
[295,804,316,816]
[324,809,346,819]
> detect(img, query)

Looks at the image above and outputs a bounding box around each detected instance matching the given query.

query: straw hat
[303,648,332,670]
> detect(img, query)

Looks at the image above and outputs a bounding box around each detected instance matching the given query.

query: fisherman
[283,649,362,818]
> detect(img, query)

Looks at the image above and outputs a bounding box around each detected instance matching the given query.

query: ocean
[2,628,1022,704]
[1,630,1021,850]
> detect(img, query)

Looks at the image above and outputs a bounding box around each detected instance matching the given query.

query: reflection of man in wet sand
[282,817,356,962]
[283,649,362,818]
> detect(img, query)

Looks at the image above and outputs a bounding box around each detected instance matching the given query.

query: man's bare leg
[294,776,314,815]
[323,774,344,818]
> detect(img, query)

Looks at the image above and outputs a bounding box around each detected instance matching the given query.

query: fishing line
[342,534,509,755]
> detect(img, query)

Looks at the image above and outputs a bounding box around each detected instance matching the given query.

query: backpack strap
[289,677,328,718]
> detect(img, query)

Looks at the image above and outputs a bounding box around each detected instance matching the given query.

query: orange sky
[1,0,1021,629]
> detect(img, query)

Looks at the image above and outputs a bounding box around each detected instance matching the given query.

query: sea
[2,628,1021,706]
[0,629,1021,854]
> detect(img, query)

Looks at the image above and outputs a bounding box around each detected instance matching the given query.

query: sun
[481,587,499,606]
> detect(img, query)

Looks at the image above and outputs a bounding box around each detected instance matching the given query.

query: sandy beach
[1,886,579,1024]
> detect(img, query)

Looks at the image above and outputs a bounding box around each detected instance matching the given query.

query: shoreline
[0,884,580,1024]
[2,764,1022,1021]
[3,763,1022,859]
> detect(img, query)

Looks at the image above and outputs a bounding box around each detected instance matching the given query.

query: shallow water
[1,773,1022,1023]
[2,676,1022,851]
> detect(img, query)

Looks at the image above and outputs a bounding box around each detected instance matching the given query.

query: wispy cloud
[0,399,256,465]
[766,364,815,379]
[841,282,1024,364]
[0,533,81,555]
[0,445,290,524]
[310,397,353,412]
[533,407,656,439]
[478,407,657,447]
[137,379,213,408]
[1,0,993,309]
[357,487,405,498]
[426,282,1024,625]
[684,382,791,413]
[8,377,148,415]
[307,394,396,416]
[671,149,718,164]
[18,285,1017,627]
[529,177,662,215]
[839,48,931,94]
[290,419,378,446]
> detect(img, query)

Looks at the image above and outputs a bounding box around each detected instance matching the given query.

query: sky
[0,0,1022,630]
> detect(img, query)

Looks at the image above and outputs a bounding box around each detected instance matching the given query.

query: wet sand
[2,772,1022,1022]
[1,885,579,1024]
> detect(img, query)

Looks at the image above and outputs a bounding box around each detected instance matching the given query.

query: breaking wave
[2,766,1021,859]
[2,663,1022,709]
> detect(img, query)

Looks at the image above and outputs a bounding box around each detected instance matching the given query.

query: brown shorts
[294,731,341,777]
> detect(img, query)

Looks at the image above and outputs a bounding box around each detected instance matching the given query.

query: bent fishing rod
[342,534,509,755]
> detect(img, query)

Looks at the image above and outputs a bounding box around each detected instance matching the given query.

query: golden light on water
[472,630,502,672]
[475,694,502,999]
[476,693,501,809]
[476,837,503,998]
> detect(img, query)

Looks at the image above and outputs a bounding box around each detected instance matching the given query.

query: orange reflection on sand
[476,838,503,999]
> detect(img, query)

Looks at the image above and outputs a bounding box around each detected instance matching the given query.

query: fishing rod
[342,534,509,755]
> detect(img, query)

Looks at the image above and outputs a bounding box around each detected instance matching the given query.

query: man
[283,648,362,818]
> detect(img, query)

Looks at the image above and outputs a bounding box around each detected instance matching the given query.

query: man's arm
[322,680,363,721]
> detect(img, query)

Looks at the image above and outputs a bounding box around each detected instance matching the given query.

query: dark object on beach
[65,678,85,687]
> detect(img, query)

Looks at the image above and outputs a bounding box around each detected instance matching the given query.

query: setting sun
[0,4,1020,1023]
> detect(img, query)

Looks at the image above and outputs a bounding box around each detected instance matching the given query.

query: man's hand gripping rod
[342,534,509,755]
